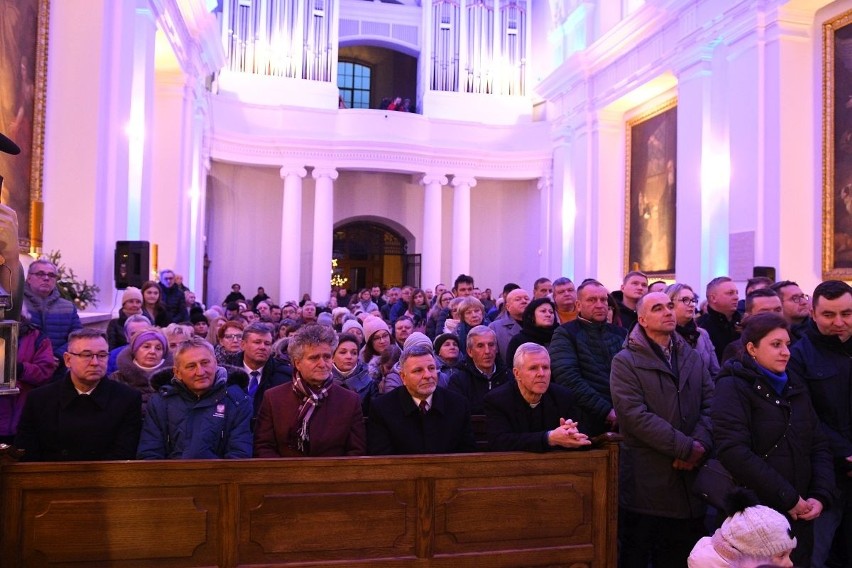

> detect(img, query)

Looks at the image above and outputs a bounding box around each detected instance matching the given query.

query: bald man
[489,288,531,361]
[610,292,713,567]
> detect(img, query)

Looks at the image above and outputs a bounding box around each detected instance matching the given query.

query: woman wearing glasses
[666,283,720,378]
[215,320,245,367]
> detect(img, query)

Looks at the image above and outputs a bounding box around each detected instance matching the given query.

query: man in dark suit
[15,328,142,461]
[368,343,476,455]
[484,343,590,452]
[236,322,292,421]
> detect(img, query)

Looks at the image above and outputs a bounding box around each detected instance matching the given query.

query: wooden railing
[0,437,619,567]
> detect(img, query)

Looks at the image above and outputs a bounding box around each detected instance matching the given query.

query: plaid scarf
[292,374,333,454]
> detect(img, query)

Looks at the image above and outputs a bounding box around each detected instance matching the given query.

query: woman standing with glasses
[666,283,720,378]
[215,320,245,366]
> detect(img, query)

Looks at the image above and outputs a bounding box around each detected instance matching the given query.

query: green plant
[42,250,101,310]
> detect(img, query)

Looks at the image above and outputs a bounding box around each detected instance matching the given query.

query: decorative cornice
[212,138,551,180]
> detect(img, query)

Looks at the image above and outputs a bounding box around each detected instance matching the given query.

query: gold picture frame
[624,98,677,278]
[822,8,852,278]
[0,0,49,251]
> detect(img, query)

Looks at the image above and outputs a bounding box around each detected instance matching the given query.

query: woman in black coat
[505,298,558,369]
[712,313,835,566]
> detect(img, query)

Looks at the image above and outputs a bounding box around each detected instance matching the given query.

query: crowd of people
[2,262,851,568]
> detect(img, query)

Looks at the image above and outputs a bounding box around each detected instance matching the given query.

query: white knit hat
[712,504,796,562]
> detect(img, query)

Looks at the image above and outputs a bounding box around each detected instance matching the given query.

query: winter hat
[711,490,796,562]
[403,332,432,351]
[190,312,208,325]
[342,319,363,336]
[332,307,350,320]
[122,287,143,306]
[129,328,168,355]
[433,333,459,353]
[362,316,390,341]
[317,312,333,327]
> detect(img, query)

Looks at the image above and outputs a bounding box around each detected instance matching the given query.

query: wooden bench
[0,438,619,567]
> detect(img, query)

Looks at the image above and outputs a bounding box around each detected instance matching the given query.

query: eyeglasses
[68,351,110,362]
[31,271,57,279]
[222,333,243,340]
[789,294,810,303]
[678,297,698,306]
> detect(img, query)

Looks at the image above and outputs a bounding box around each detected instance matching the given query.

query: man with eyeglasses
[23,259,82,380]
[789,280,852,567]
[14,328,142,461]
[771,280,812,343]
[158,269,188,324]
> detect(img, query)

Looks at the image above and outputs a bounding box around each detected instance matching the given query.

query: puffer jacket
[712,357,835,514]
[610,325,714,519]
[136,366,252,459]
[549,317,627,436]
[332,361,378,417]
[23,284,81,359]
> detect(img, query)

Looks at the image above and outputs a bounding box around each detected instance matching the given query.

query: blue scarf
[755,362,788,395]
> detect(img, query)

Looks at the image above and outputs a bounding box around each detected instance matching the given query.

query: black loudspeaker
[115,241,150,289]
[753,266,776,282]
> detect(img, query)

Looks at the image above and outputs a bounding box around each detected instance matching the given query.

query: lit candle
[152,243,158,277]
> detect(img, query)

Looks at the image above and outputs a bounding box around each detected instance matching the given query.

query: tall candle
[152,243,158,277]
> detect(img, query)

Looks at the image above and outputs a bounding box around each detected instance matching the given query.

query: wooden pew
[0,438,619,567]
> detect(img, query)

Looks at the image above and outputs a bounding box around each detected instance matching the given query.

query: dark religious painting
[625,100,677,277]
[0,0,48,248]
[823,9,852,277]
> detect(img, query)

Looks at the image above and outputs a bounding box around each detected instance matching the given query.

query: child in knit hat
[688,488,796,567]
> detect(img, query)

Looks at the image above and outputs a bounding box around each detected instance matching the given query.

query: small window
[337,61,371,109]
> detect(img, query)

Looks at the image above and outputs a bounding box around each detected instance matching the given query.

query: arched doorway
[333,221,420,291]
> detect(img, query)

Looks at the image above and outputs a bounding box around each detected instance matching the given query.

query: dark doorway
[333,221,420,291]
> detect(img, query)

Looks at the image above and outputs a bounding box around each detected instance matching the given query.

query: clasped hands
[788,497,823,521]
[548,418,592,449]
[672,440,705,471]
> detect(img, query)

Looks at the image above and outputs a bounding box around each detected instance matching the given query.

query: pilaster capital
[311,167,339,181]
[451,175,478,189]
[420,173,448,187]
[280,164,307,179]
[537,175,552,192]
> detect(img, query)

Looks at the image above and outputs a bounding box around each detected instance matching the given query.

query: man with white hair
[484,343,590,452]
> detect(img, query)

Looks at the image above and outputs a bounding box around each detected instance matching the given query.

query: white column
[676,56,727,289]
[280,165,307,304]
[311,167,338,304]
[538,174,553,278]
[451,176,476,278]
[420,173,447,291]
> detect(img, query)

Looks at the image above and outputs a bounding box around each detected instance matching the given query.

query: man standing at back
[697,276,742,361]
[15,328,142,461]
[489,288,530,362]
[552,277,578,324]
[158,269,188,323]
[610,292,713,567]
[549,280,627,436]
[616,271,648,331]
[788,280,852,568]
[23,259,82,379]
[771,280,811,343]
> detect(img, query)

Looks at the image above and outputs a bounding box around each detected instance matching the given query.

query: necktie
[249,371,260,398]
[419,399,428,415]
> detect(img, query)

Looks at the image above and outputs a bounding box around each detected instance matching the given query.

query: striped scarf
[292,374,333,454]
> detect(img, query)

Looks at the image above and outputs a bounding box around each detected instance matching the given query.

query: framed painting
[822,9,852,278]
[0,0,49,250]
[624,99,677,277]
